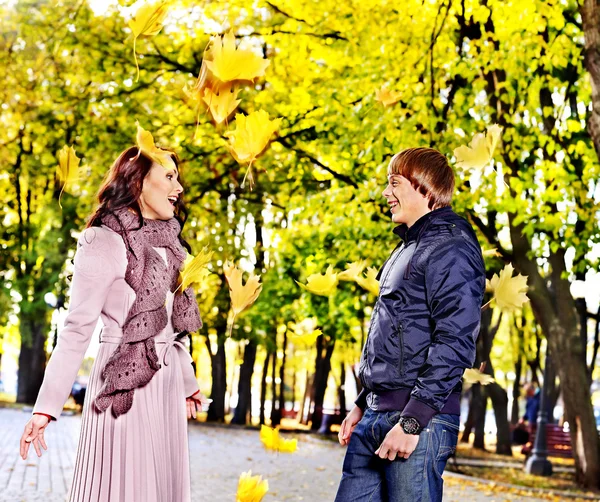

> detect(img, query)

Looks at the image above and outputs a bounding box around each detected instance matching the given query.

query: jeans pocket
[383,410,402,427]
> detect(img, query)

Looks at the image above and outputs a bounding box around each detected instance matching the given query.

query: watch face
[401,417,421,435]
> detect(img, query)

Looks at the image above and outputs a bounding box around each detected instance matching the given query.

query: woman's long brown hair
[87,146,192,253]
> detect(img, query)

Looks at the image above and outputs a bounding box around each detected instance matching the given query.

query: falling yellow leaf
[453,124,503,171]
[297,265,338,297]
[338,261,366,282]
[135,122,176,171]
[205,31,270,83]
[486,263,529,312]
[224,261,263,316]
[236,471,269,502]
[179,247,213,293]
[202,82,241,124]
[463,368,495,386]
[57,145,80,208]
[260,425,298,453]
[288,318,321,345]
[225,110,282,188]
[356,267,379,296]
[482,248,501,258]
[375,86,402,107]
[128,0,170,82]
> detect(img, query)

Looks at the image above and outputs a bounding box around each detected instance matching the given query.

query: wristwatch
[398,416,422,435]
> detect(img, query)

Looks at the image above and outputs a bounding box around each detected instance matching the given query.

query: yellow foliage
[202,82,241,125]
[356,267,379,296]
[463,368,495,386]
[297,265,338,296]
[338,261,366,282]
[205,31,270,83]
[56,145,80,208]
[375,86,402,107]
[128,1,170,82]
[135,122,176,171]
[179,247,213,293]
[454,124,503,171]
[486,263,529,312]
[223,261,263,317]
[236,471,269,502]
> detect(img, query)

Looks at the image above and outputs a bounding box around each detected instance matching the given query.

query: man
[335,148,486,502]
[520,383,541,427]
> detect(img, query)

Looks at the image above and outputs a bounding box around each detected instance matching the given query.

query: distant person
[20,143,210,501]
[520,383,541,428]
[335,148,486,502]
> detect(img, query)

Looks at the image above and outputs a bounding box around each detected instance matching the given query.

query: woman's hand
[186,391,212,420]
[20,414,50,460]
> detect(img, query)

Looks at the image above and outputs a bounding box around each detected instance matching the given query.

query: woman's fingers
[20,423,34,460]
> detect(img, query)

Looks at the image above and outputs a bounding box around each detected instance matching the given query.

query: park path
[0,408,549,501]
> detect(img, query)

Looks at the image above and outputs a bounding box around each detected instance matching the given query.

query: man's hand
[338,405,364,445]
[375,423,420,461]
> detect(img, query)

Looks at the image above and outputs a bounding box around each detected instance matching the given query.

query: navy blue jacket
[356,206,486,428]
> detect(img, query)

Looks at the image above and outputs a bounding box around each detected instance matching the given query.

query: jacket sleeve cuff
[401,398,438,429]
[33,412,56,422]
[355,388,369,411]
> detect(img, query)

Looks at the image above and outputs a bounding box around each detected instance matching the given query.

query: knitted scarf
[94,208,202,417]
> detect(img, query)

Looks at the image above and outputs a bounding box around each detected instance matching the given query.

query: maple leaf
[338,261,366,282]
[356,267,379,296]
[236,471,269,502]
[202,82,241,125]
[135,122,176,171]
[375,86,402,107]
[56,145,80,208]
[297,266,338,297]
[223,261,262,337]
[486,263,529,312]
[260,425,298,453]
[453,124,503,171]
[205,31,270,83]
[463,368,495,386]
[178,247,213,293]
[482,247,501,258]
[128,1,170,82]
[225,110,282,188]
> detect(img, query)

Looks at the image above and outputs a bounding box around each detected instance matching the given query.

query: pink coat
[34,225,197,501]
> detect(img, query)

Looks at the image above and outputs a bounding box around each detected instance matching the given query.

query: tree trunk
[277,330,288,418]
[206,335,227,422]
[16,315,49,404]
[486,382,512,455]
[511,354,523,425]
[337,361,347,417]
[310,336,335,431]
[473,385,487,450]
[270,345,281,426]
[231,339,257,425]
[259,350,271,425]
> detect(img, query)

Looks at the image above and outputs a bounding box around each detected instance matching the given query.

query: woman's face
[138,162,183,220]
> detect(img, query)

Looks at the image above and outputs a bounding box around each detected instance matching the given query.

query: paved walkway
[0,408,551,501]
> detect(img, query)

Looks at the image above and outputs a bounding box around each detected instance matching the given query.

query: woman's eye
[167,174,173,180]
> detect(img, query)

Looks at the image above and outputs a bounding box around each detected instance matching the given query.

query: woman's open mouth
[167,196,178,207]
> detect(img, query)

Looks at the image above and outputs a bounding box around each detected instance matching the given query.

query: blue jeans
[335,409,459,502]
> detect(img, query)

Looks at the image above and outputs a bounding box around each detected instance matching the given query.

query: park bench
[521,424,572,458]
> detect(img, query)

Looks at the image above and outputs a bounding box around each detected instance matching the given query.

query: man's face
[382,172,430,226]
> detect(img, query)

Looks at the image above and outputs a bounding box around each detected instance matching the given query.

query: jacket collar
[392,206,454,243]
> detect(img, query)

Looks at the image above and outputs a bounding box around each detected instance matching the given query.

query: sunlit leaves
[486,264,529,312]
[356,267,379,296]
[288,318,322,345]
[338,261,366,282]
[297,266,338,296]
[56,145,80,208]
[259,425,298,453]
[205,31,270,83]
[236,471,269,502]
[128,0,170,82]
[179,247,213,293]
[135,122,176,170]
[454,124,503,171]
[375,87,402,107]
[224,261,263,336]
[463,368,495,385]
[202,82,241,125]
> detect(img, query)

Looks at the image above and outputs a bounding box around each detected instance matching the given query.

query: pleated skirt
[68,333,191,502]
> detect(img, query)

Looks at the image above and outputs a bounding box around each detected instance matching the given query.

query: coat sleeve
[401,236,485,428]
[33,227,119,420]
[175,334,200,398]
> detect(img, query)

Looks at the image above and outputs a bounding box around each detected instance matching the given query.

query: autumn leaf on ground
[453,124,503,171]
[260,425,298,453]
[205,31,270,83]
[225,110,282,188]
[338,261,366,282]
[128,0,170,82]
[57,145,80,208]
[356,267,379,296]
[463,368,495,386]
[375,87,402,107]
[135,122,176,170]
[486,263,529,312]
[297,266,338,296]
[236,471,269,502]
[178,247,213,294]
[202,82,241,124]
[223,261,262,337]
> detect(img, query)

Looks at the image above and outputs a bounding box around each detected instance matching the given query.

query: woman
[19,143,208,502]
